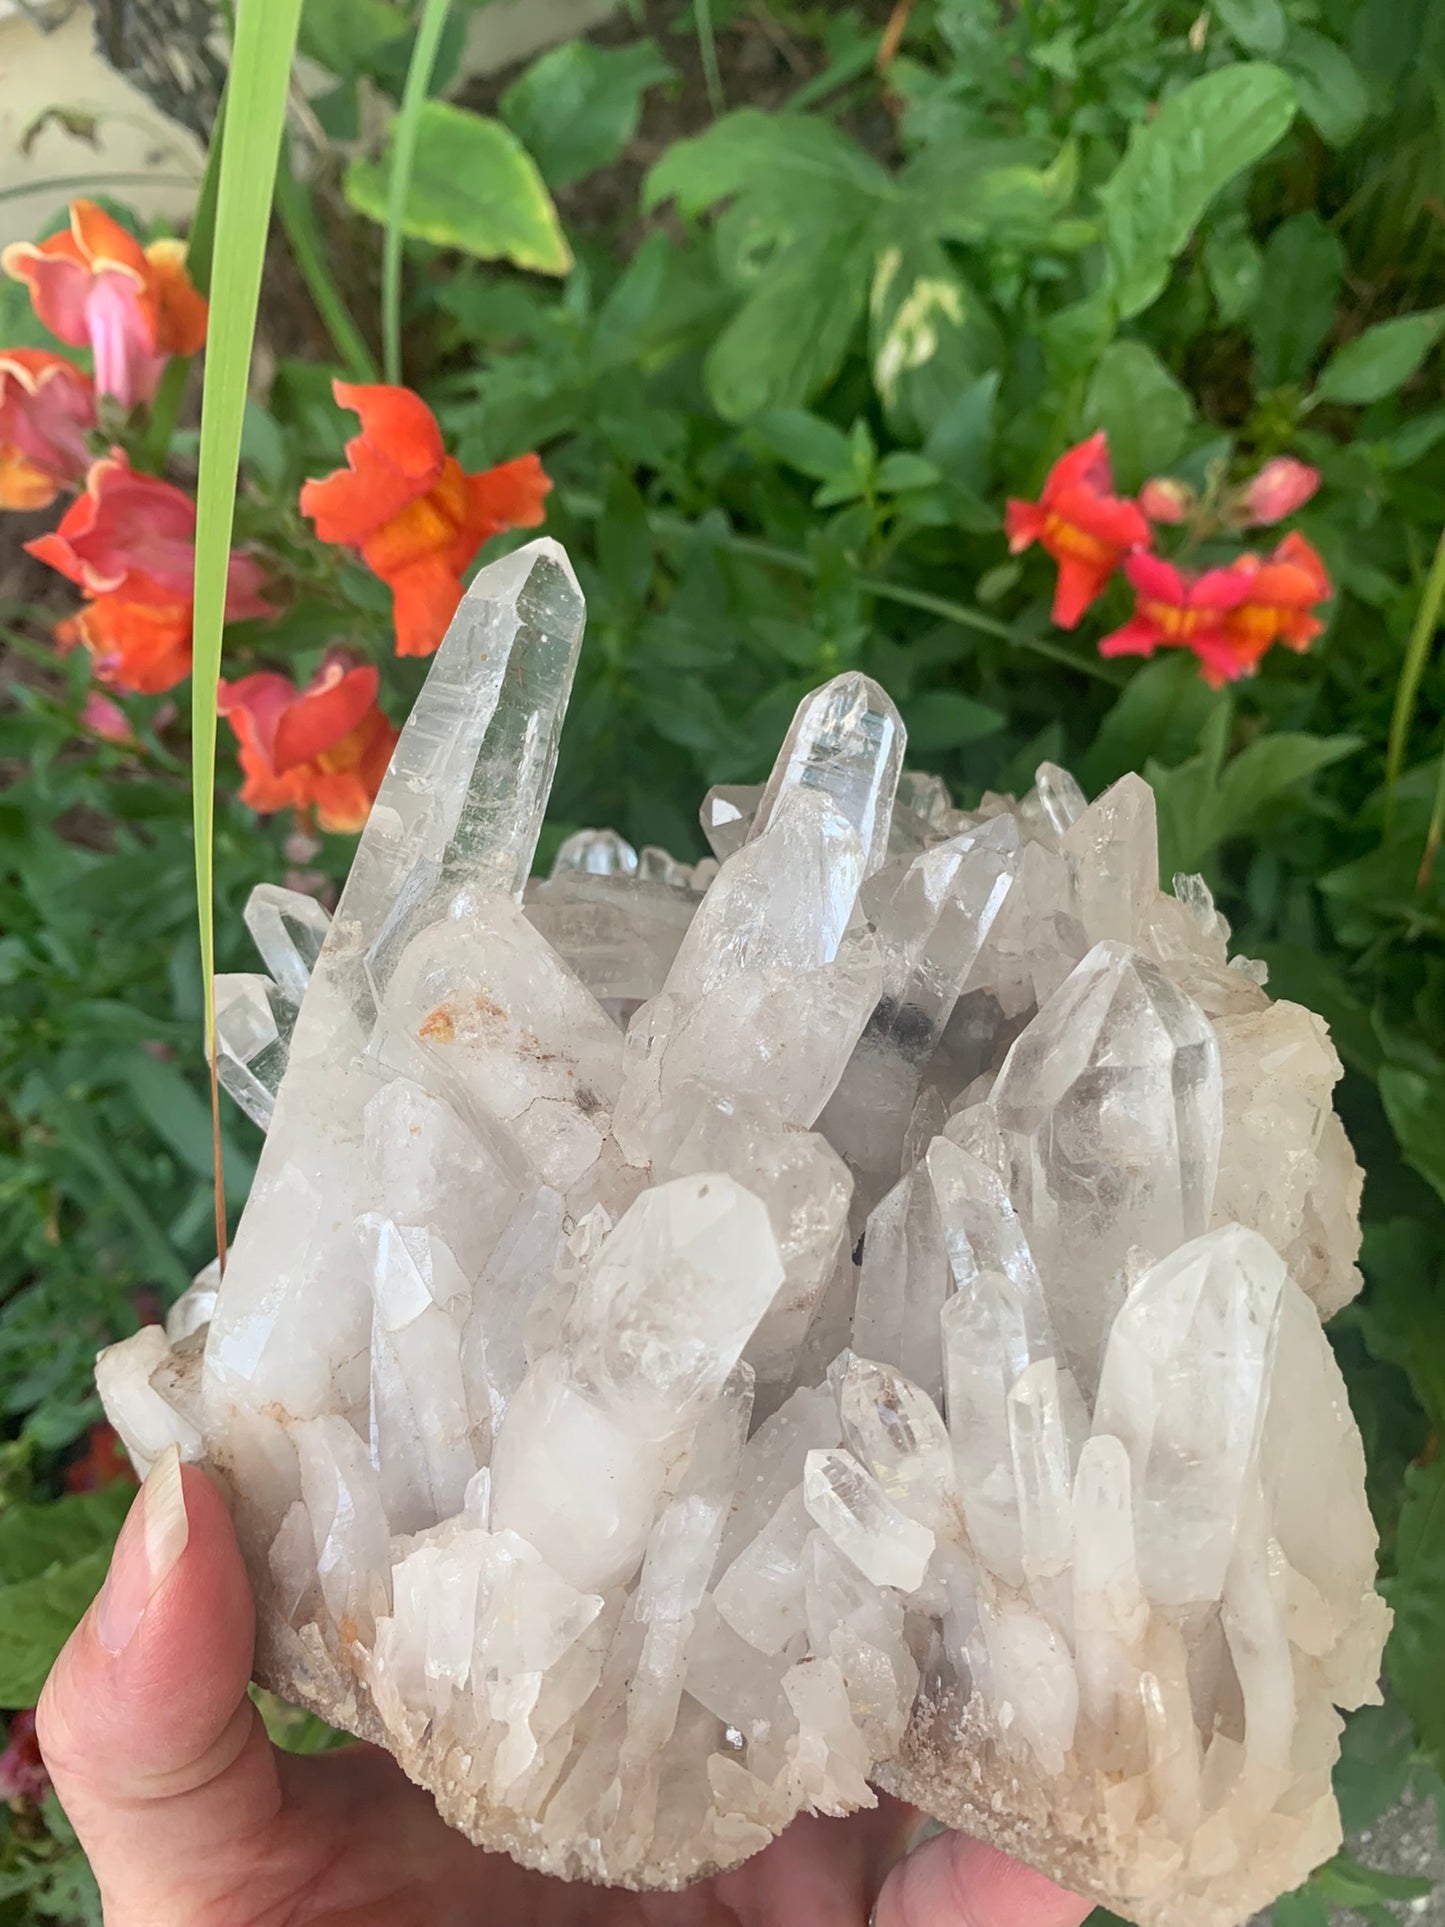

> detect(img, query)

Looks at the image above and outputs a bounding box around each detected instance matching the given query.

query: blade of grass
[274,144,380,380]
[191,0,305,1268]
[382,0,452,386]
[1419,751,1445,890]
[696,0,726,117]
[1386,522,1445,834]
[142,87,228,471]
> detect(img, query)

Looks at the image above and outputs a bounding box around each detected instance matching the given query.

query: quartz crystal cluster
[97,539,1387,1927]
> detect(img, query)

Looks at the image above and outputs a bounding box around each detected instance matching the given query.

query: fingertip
[40,1459,256,1796]
[875,1828,1093,1927]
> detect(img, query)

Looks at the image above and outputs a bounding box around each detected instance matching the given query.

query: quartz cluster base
[97,539,1388,1927]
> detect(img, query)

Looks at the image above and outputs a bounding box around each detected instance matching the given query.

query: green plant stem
[1386,523,1445,833]
[190,0,305,1268]
[695,0,726,117]
[1420,752,1445,890]
[383,0,452,386]
[140,90,228,472]
[566,494,1123,683]
[274,147,380,381]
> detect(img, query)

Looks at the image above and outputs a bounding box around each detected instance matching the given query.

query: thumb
[874,1830,1093,1927]
[37,1449,284,1927]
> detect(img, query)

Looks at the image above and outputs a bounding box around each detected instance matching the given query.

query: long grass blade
[191,0,305,1268]
[1386,522,1445,833]
[696,0,726,117]
[383,0,452,386]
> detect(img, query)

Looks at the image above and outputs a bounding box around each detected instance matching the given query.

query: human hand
[39,1454,1094,1927]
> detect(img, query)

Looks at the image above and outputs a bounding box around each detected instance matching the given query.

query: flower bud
[1139,476,1195,524]
[1242,457,1319,526]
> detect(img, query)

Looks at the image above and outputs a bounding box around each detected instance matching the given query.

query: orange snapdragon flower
[300,381,550,657]
[3,201,207,409]
[1218,532,1332,676]
[219,651,398,832]
[1099,554,1252,685]
[28,451,271,693]
[0,350,94,508]
[1006,432,1151,627]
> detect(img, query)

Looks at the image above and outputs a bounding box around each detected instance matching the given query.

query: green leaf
[1285,28,1371,149]
[298,0,407,79]
[923,373,998,495]
[1151,725,1357,872]
[900,691,1006,752]
[1387,1455,1445,1768]
[0,1487,132,1586]
[1214,733,1360,839]
[1098,63,1296,320]
[870,237,1002,438]
[748,409,853,482]
[1314,309,1445,406]
[1270,1888,1331,1927]
[1252,211,1345,387]
[1083,341,1194,491]
[926,141,1080,251]
[1215,0,1287,54]
[643,107,887,217]
[1379,1065,1445,1204]
[345,100,571,274]
[500,38,674,189]
[1203,224,1263,326]
[1081,655,1222,794]
[704,224,874,422]
[0,1548,109,1705]
[1314,1854,1436,1906]
[1332,1701,1418,1835]
[597,471,653,611]
[876,451,943,493]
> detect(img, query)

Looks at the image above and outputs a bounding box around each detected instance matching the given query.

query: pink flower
[1138,476,1195,524]
[81,688,136,745]
[0,350,94,509]
[2,200,207,409]
[1240,457,1320,526]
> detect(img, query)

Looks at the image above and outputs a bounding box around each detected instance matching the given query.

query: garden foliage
[1,0,1443,1917]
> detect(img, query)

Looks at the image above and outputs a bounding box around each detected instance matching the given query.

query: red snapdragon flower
[65,1420,137,1491]
[219,651,399,833]
[1099,553,1253,684]
[2,200,207,409]
[1240,457,1320,527]
[300,381,551,658]
[0,1711,48,1806]
[1005,432,1150,627]
[0,350,94,508]
[28,451,271,693]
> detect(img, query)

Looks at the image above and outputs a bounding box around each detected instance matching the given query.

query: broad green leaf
[1314,309,1445,406]
[900,691,1006,752]
[1252,212,1345,387]
[1286,28,1371,149]
[346,101,571,274]
[748,409,853,481]
[704,224,874,422]
[1213,732,1359,841]
[597,471,653,611]
[1313,1857,1435,1906]
[870,237,1002,438]
[0,1486,132,1586]
[0,1548,109,1705]
[1083,341,1194,491]
[1215,0,1287,54]
[1379,1064,1445,1204]
[298,0,407,79]
[1332,1701,1418,1835]
[876,451,942,493]
[643,107,888,217]
[926,142,1080,250]
[1081,655,1222,794]
[923,373,998,494]
[1387,1456,1445,1767]
[1270,1889,1331,1927]
[1359,1218,1445,1423]
[500,38,675,189]
[1150,724,1355,872]
[1098,64,1296,320]
[1203,223,1263,326]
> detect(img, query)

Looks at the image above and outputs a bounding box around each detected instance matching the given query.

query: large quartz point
[98,538,1386,1926]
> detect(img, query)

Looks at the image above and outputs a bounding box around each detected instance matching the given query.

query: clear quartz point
[96,552,1386,1925]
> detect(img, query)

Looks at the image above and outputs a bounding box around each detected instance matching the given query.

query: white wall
[0,0,616,250]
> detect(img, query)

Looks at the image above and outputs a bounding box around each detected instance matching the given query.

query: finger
[874,1829,1093,1927]
[37,1449,285,1926]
